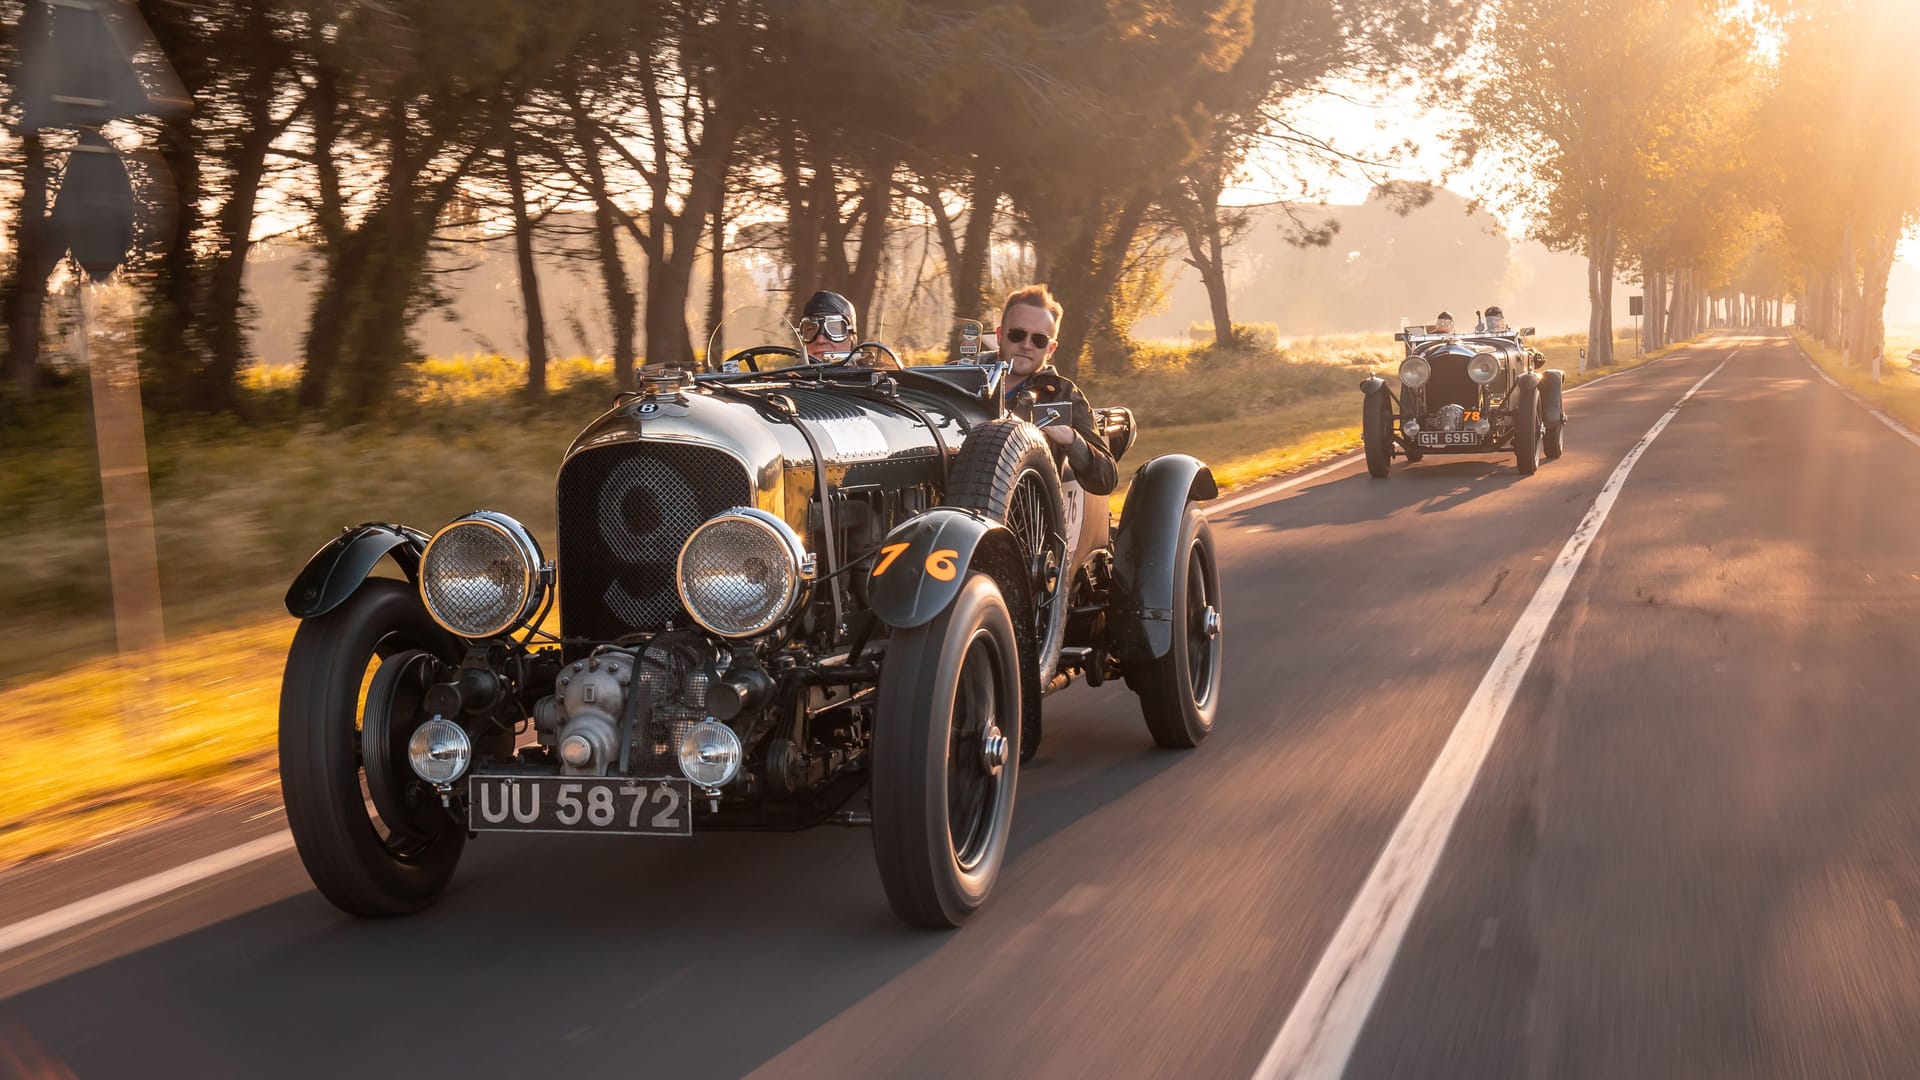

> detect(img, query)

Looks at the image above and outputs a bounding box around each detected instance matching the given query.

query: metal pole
[80,274,168,734]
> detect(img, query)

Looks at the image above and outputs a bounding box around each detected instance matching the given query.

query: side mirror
[1519,326,1536,337]
[1531,354,1546,369]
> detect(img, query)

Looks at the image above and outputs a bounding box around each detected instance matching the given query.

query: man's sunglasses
[798,315,852,343]
[1001,327,1052,349]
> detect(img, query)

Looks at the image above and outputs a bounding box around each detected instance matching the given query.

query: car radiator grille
[556,442,754,647]
[1425,359,1479,414]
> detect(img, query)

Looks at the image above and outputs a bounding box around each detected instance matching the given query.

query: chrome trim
[419,511,547,639]
[675,506,813,638]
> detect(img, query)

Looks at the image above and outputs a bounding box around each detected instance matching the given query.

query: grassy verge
[0,330,1666,869]
[1789,327,1920,433]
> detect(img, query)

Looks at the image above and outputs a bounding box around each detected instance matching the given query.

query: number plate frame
[1417,430,1481,447]
[467,775,693,837]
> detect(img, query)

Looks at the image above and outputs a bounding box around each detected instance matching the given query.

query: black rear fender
[286,523,430,619]
[1539,369,1565,424]
[1110,454,1218,662]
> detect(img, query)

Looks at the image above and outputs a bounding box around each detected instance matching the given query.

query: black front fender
[1111,454,1217,662]
[866,509,1023,630]
[286,523,430,619]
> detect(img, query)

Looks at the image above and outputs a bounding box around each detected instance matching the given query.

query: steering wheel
[833,340,903,369]
[715,344,806,374]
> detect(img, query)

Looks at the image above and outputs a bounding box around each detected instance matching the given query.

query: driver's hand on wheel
[1042,424,1074,447]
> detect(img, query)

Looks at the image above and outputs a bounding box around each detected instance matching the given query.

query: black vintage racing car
[1360,320,1567,477]
[278,309,1223,928]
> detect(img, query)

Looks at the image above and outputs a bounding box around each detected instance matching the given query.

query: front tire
[1126,508,1222,748]
[872,573,1022,928]
[1363,390,1393,478]
[1513,384,1543,476]
[280,578,467,917]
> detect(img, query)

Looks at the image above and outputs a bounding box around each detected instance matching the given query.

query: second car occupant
[994,283,1119,496]
[798,289,858,362]
[1435,310,1456,333]
[1480,305,1510,333]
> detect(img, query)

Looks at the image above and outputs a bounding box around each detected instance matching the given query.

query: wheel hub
[980,724,1008,775]
[1201,605,1221,639]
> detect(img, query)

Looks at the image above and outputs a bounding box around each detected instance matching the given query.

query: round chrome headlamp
[1468,351,1501,384]
[419,511,547,639]
[676,507,811,638]
[678,720,744,788]
[1398,356,1431,389]
[407,717,472,786]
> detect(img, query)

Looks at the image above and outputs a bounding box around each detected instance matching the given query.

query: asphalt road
[6,330,1920,1079]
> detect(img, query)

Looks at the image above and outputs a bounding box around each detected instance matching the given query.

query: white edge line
[0,830,294,956]
[1202,341,1702,519]
[1251,353,1734,1080]
[1785,334,1920,450]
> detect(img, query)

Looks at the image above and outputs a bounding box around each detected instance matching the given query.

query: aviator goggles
[798,315,852,343]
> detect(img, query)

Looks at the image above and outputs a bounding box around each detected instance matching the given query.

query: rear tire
[1363,391,1393,478]
[1513,384,1543,476]
[1126,509,1222,749]
[280,578,466,917]
[872,574,1022,928]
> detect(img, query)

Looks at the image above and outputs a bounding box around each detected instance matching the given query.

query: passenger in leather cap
[797,290,857,362]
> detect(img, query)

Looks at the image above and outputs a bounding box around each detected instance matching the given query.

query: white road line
[0,831,293,957]
[1251,354,1734,1080]
[1204,344,1708,519]
[1786,335,1920,450]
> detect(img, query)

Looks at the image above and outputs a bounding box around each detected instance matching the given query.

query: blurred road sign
[1629,295,1644,317]
[51,131,136,281]
[17,0,187,131]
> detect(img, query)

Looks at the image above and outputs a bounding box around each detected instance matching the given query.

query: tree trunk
[593,200,636,387]
[202,73,288,415]
[646,113,740,369]
[1851,228,1897,367]
[143,107,202,412]
[3,125,59,396]
[1584,225,1617,373]
[707,194,726,349]
[845,155,896,320]
[504,129,548,399]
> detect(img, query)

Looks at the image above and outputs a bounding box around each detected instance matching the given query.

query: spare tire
[947,418,1068,692]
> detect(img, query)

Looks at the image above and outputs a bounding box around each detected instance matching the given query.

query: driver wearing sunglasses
[995,284,1117,496]
[797,289,858,362]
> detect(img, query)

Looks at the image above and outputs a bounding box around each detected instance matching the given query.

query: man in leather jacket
[994,284,1118,496]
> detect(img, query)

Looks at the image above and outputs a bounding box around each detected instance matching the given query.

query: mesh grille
[1425,356,1479,414]
[557,443,753,645]
[422,523,528,636]
[680,518,795,635]
[631,639,712,774]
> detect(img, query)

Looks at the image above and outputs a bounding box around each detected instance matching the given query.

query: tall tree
[1456,0,1761,371]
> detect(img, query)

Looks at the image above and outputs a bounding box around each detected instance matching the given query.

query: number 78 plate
[468,775,692,836]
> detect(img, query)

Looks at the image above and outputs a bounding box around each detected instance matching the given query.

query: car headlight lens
[407,717,472,785]
[678,720,743,788]
[677,507,810,638]
[1468,351,1501,384]
[419,511,546,639]
[1398,356,1430,388]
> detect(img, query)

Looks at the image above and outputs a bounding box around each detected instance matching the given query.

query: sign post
[21,0,187,735]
